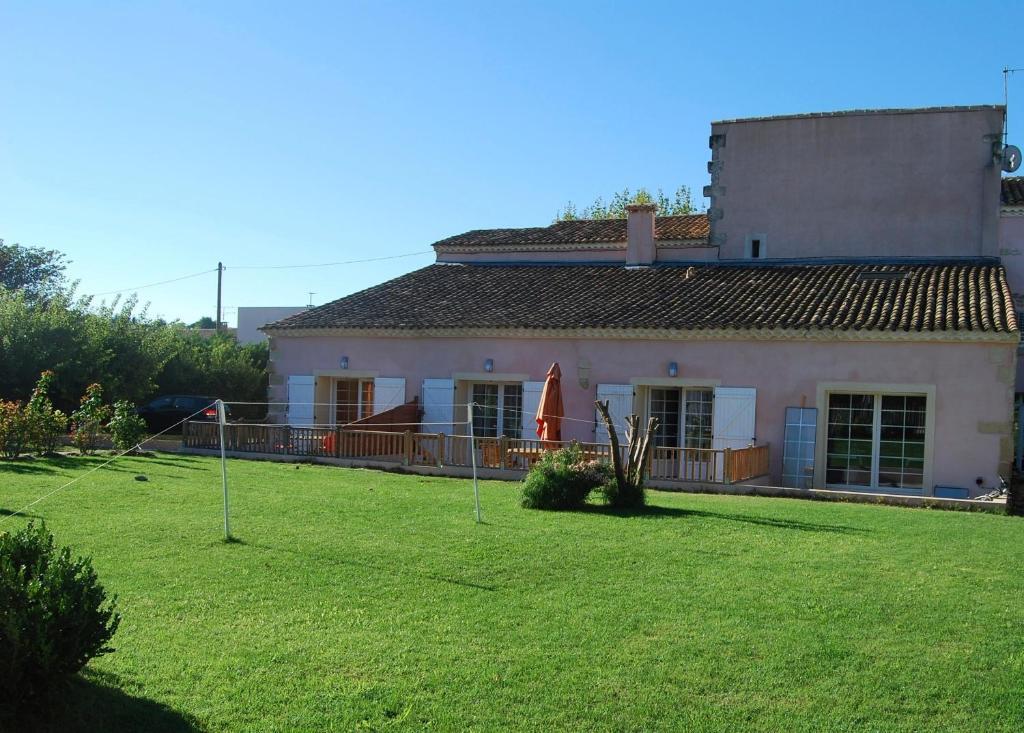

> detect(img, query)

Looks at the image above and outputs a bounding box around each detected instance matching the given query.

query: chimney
[625,203,657,266]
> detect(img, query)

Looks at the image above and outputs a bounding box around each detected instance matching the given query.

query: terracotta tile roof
[265,261,1016,336]
[431,214,709,249]
[1003,177,1024,206]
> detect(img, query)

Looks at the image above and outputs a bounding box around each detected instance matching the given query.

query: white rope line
[222,399,629,430]
[0,402,218,527]
[234,421,470,429]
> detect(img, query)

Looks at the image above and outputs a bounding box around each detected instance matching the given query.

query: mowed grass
[2,454,1023,732]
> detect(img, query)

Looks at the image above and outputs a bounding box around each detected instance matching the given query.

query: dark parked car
[136,395,226,433]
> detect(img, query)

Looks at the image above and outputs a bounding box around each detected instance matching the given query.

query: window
[471,383,522,438]
[825,392,927,490]
[335,379,374,425]
[683,389,714,450]
[746,234,766,259]
[649,387,714,450]
[650,388,681,447]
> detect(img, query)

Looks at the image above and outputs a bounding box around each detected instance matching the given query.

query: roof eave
[262,325,1019,344]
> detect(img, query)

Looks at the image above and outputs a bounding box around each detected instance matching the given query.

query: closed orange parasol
[535,362,564,441]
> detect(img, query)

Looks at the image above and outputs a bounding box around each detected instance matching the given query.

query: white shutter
[373,377,406,414]
[712,386,757,450]
[521,381,545,438]
[286,375,315,426]
[595,384,633,444]
[421,379,455,433]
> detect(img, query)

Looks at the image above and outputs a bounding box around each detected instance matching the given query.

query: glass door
[825,392,927,490]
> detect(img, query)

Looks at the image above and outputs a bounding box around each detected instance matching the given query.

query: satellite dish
[1003,144,1022,173]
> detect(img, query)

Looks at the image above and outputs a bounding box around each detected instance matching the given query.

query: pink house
[264,105,1019,499]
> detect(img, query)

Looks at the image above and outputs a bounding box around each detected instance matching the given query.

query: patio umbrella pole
[468,402,481,523]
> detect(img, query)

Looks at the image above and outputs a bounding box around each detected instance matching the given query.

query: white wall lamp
[668,361,679,378]
[340,356,349,370]
[484,358,494,373]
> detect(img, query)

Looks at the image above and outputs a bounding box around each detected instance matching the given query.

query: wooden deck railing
[182,422,769,484]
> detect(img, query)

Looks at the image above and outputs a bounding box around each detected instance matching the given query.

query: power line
[86,268,218,298]
[82,251,433,300]
[228,251,432,271]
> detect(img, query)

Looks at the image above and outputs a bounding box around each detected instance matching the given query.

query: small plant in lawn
[107,400,147,453]
[521,442,612,510]
[70,383,111,455]
[0,401,30,460]
[0,522,120,704]
[25,371,69,456]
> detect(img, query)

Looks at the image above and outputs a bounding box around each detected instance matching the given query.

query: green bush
[107,400,147,452]
[599,477,646,510]
[70,384,111,455]
[25,371,68,456]
[521,443,612,510]
[0,522,120,703]
[0,401,30,460]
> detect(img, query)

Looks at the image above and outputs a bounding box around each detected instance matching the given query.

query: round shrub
[520,443,612,510]
[0,522,120,703]
[108,400,147,452]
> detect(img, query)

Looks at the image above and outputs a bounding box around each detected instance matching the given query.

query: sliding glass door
[825,392,927,491]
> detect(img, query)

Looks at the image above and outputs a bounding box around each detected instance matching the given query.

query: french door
[471,383,523,438]
[825,392,926,490]
[648,387,714,450]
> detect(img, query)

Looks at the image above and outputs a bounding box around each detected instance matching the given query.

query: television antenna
[1002,67,1024,172]
[307,291,316,307]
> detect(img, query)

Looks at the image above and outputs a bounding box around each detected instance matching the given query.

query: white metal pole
[217,399,231,540]
[468,402,481,523]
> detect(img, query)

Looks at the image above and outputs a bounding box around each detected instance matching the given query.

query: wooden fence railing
[182,422,769,484]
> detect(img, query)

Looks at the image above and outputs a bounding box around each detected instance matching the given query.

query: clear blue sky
[1,1,1020,325]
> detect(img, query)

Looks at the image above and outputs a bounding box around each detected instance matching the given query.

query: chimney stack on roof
[625,203,657,266]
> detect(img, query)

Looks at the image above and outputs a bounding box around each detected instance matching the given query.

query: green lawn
[2,454,1023,732]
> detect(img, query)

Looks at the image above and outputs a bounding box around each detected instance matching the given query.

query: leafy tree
[25,371,68,456]
[0,240,69,301]
[0,245,269,415]
[107,400,147,452]
[556,185,699,221]
[190,316,217,329]
[70,384,111,454]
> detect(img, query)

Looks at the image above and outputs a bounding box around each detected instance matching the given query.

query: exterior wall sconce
[340,356,349,370]
[484,358,494,373]
[668,361,679,378]
[577,359,591,389]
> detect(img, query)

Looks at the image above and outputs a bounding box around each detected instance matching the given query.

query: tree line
[0,240,268,415]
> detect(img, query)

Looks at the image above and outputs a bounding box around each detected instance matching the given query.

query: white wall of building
[236,306,306,344]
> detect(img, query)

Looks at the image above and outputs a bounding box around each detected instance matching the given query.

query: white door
[712,386,756,450]
[421,379,455,433]
[521,381,545,439]
[286,375,315,426]
[373,377,406,414]
[595,384,634,444]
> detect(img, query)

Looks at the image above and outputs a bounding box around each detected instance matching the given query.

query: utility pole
[216,262,224,331]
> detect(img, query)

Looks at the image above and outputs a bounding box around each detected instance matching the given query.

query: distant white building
[236,306,306,344]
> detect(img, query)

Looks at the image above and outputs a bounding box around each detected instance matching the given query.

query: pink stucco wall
[710,107,1004,260]
[269,333,1015,495]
